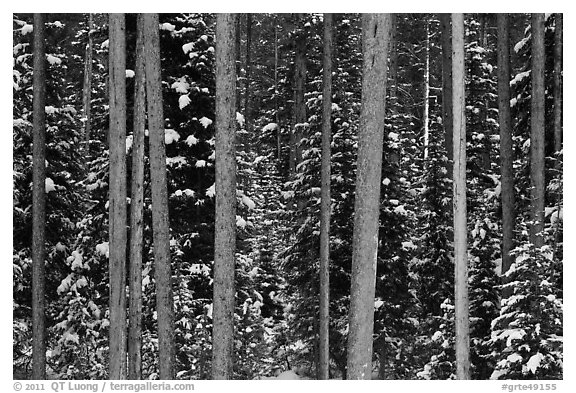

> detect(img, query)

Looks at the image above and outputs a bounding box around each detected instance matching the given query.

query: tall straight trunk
[82,14,94,145]
[496,14,516,289]
[212,13,237,380]
[553,13,563,153]
[108,13,128,380]
[83,13,94,146]
[440,13,454,176]
[389,14,398,111]
[31,13,47,380]
[128,13,146,380]
[235,15,241,114]
[423,19,430,160]
[244,13,252,134]
[289,14,307,177]
[275,21,281,161]
[530,14,546,248]
[318,13,333,380]
[452,13,470,380]
[347,13,392,380]
[143,13,175,380]
[479,14,488,49]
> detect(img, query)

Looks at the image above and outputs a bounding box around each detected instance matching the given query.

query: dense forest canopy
[12,12,562,380]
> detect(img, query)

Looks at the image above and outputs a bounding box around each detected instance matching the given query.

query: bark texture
[108,13,128,380]
[496,14,516,290]
[212,13,237,380]
[289,14,307,177]
[318,12,333,380]
[244,13,252,134]
[143,13,175,379]
[128,13,146,380]
[530,14,546,248]
[423,19,430,159]
[452,13,471,380]
[32,12,47,380]
[440,13,454,175]
[83,13,94,145]
[389,14,398,110]
[274,21,281,161]
[553,14,563,153]
[347,13,392,380]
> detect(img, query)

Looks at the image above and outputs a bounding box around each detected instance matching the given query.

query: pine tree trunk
[289,14,307,177]
[235,15,241,114]
[31,12,47,380]
[83,13,94,147]
[496,14,516,291]
[108,13,128,380]
[530,14,546,249]
[212,13,237,380]
[347,13,392,380]
[389,14,398,111]
[244,13,252,135]
[128,13,146,380]
[275,21,281,162]
[553,13,563,153]
[318,12,333,381]
[440,13,454,176]
[143,13,175,380]
[451,13,471,380]
[423,19,430,160]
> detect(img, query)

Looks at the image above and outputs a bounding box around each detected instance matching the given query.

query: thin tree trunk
[83,13,94,147]
[289,14,307,177]
[143,13,175,380]
[244,13,252,134]
[108,13,128,380]
[440,13,453,176]
[479,14,488,49]
[318,13,333,380]
[553,13,563,153]
[212,13,237,380]
[530,13,546,249]
[235,15,241,114]
[423,19,430,160]
[347,13,392,380]
[128,13,146,380]
[275,21,281,162]
[496,14,516,292]
[452,12,470,380]
[31,12,47,380]
[389,14,398,111]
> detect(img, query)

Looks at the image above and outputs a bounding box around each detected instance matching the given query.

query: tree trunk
[347,13,392,380]
[31,12,47,380]
[479,14,488,49]
[318,12,333,381]
[440,13,454,176]
[128,13,146,380]
[553,13,563,153]
[530,14,546,249]
[275,21,281,162]
[389,14,398,111]
[496,14,516,292]
[244,13,252,134]
[289,14,307,177]
[451,13,471,380]
[235,15,241,114]
[108,13,128,380]
[212,13,237,380]
[143,13,175,380]
[83,13,94,147]
[423,19,430,160]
